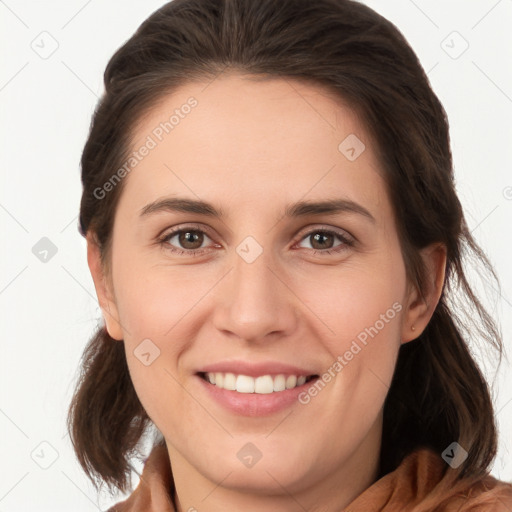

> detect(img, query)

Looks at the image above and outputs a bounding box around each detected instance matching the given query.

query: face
[90,74,432,498]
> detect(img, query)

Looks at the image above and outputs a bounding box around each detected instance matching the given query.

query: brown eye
[177,230,204,250]
[297,228,354,254]
[161,227,214,254]
[309,232,335,250]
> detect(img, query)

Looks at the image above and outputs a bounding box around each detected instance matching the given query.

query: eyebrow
[139,197,375,223]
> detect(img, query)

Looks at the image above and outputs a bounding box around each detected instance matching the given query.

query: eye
[158,225,355,257]
[159,225,218,256]
[296,228,354,254]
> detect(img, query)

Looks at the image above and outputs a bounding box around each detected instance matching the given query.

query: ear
[401,243,447,344]
[86,232,124,341]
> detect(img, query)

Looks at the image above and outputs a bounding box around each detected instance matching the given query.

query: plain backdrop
[1,0,511,510]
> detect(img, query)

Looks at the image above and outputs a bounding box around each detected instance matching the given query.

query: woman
[68,0,512,510]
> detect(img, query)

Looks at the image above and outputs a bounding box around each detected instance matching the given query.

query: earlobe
[86,233,124,341]
[401,243,447,344]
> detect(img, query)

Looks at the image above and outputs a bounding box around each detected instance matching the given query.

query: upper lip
[196,360,319,378]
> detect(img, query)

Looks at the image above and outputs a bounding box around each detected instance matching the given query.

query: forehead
[121,73,389,221]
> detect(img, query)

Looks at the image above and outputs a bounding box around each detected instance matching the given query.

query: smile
[200,372,318,394]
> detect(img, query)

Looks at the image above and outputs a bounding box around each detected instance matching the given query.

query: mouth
[197,372,319,394]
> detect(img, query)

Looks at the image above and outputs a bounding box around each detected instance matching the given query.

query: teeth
[204,372,311,393]
[273,374,286,392]
[223,372,236,390]
[236,375,254,393]
[254,375,274,394]
[285,375,297,389]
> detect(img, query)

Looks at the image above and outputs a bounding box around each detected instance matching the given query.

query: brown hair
[68,0,504,494]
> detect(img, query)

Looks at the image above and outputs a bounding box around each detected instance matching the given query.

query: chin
[209,463,308,495]
[196,442,317,495]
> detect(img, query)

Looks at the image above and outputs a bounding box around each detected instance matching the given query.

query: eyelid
[157,222,215,240]
[293,224,356,245]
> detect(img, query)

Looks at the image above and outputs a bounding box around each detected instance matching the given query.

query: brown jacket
[109,443,512,511]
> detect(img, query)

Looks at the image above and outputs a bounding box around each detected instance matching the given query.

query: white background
[1,0,511,510]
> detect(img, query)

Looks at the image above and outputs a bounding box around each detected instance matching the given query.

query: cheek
[110,255,228,414]
[112,253,207,340]
[295,256,406,351]
[114,268,203,431]
[293,256,406,417]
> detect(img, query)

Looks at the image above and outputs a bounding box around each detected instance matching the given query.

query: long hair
[68,0,503,493]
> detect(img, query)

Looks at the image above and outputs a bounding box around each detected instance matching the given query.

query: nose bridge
[213,240,296,342]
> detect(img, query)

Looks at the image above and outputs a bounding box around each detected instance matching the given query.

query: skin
[88,73,446,512]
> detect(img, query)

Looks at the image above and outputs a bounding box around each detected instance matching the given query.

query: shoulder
[408,449,512,511]
[436,473,512,511]
[345,448,512,512]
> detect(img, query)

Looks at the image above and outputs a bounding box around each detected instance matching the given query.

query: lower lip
[196,375,317,417]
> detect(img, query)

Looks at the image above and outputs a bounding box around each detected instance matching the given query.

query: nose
[212,247,298,344]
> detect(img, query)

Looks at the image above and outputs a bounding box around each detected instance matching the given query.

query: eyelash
[157,224,355,257]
